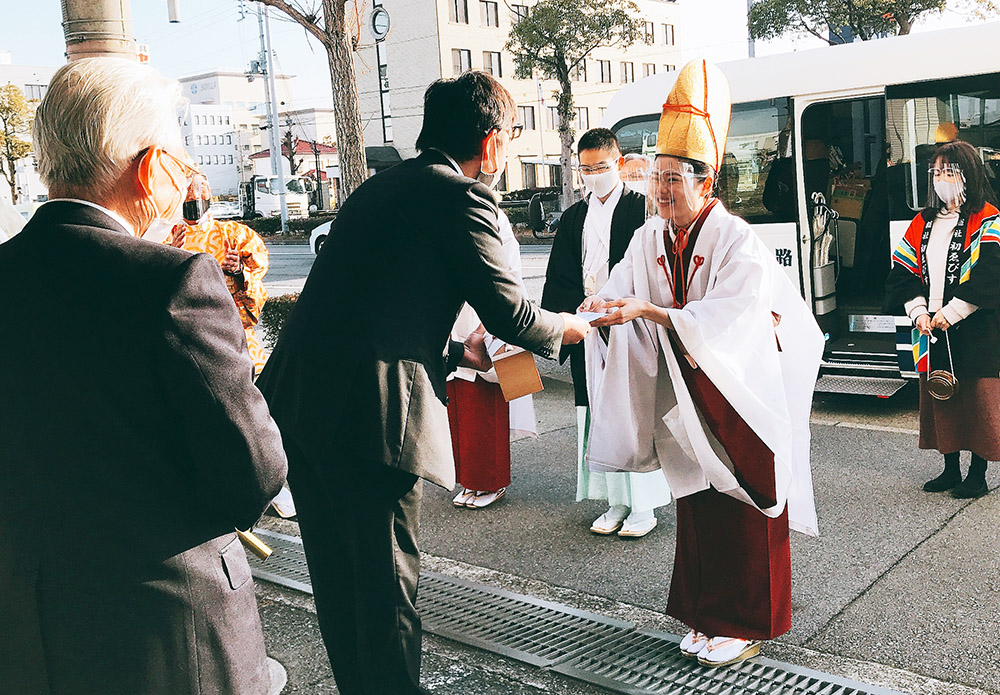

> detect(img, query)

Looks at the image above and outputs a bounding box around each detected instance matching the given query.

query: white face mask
[933,179,966,208]
[477,161,506,191]
[582,169,620,198]
[623,178,646,195]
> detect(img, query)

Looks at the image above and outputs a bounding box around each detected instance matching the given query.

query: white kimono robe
[585,203,822,536]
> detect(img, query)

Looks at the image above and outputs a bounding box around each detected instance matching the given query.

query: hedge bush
[245,213,337,237]
[259,293,299,347]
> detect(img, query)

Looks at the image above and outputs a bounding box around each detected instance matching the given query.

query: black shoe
[951,478,989,499]
[923,470,962,492]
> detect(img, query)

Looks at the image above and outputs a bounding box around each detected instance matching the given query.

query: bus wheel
[314,235,326,255]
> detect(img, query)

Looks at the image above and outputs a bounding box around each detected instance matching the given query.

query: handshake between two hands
[460,296,650,372]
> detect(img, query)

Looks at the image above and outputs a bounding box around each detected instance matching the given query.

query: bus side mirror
[528,194,545,234]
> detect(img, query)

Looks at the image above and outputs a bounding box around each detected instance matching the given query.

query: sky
[5,1,336,109]
[3,0,989,110]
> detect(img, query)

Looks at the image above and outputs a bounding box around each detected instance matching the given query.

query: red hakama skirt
[666,357,792,640]
[446,377,511,491]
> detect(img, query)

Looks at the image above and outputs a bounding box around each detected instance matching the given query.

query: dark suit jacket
[540,188,646,405]
[0,202,287,695]
[256,150,563,488]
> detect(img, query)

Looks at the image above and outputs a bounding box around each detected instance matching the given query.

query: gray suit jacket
[0,202,288,694]
[257,150,563,488]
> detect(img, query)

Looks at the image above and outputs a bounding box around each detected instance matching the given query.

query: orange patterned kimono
[166,216,270,373]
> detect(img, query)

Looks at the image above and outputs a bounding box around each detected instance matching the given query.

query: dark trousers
[287,445,428,695]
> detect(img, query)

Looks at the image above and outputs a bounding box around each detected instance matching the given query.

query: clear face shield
[651,156,713,230]
[928,161,967,210]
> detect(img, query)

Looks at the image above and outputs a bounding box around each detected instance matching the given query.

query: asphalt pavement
[256,243,999,694]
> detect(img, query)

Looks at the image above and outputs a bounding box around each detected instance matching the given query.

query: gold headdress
[655,59,731,172]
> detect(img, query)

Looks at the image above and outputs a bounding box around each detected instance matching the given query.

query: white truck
[242,174,314,219]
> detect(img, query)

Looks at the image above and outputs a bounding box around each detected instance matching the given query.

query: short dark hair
[415,71,516,162]
[923,139,997,219]
[578,128,620,156]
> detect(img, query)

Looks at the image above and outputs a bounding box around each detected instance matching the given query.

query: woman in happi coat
[885,139,1000,499]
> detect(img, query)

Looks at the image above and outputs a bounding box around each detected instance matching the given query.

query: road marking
[810,418,919,435]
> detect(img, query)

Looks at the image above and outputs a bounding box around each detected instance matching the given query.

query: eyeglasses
[135,147,202,190]
[577,160,615,175]
[491,124,523,141]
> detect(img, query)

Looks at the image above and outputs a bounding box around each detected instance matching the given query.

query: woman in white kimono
[448,209,537,508]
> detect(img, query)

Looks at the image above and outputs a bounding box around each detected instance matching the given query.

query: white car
[310,219,333,255]
[210,201,243,220]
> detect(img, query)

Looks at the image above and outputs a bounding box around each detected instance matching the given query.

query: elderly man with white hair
[0,58,287,694]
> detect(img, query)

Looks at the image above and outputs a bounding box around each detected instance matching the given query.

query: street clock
[371,6,390,42]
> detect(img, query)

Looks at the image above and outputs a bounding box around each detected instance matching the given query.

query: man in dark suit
[541,129,664,538]
[256,71,590,694]
[0,58,287,695]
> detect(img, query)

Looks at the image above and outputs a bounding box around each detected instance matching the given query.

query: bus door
[795,95,905,396]
[885,74,1000,376]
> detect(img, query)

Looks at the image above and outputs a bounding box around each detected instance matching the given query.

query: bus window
[723,98,795,224]
[609,98,796,224]
[886,73,1000,220]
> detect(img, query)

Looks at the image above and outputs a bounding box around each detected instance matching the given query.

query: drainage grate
[246,528,313,594]
[551,628,901,695]
[246,529,902,695]
[419,571,633,667]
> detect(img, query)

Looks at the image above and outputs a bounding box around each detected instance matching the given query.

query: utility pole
[61,0,137,61]
[256,5,288,233]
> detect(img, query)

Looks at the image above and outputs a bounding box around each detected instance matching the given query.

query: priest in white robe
[581,59,823,668]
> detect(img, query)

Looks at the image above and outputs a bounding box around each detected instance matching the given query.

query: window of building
[549,164,562,188]
[522,162,537,189]
[643,63,656,78]
[483,51,502,77]
[452,48,472,75]
[571,61,587,82]
[663,23,675,45]
[212,135,219,145]
[644,22,655,44]
[575,107,589,131]
[598,60,612,83]
[228,155,234,164]
[24,84,47,100]
[621,61,634,83]
[599,107,607,123]
[210,115,216,125]
[518,105,536,130]
[185,135,191,146]
[449,0,469,23]
[480,1,498,27]
[197,155,204,165]
[196,135,202,145]
[213,155,220,165]
[511,4,528,21]
[664,64,676,72]
[225,115,231,125]
[226,134,232,144]
[194,115,200,125]
[546,106,560,131]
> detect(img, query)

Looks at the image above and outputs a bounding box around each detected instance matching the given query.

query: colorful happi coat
[885,204,1000,378]
[166,216,270,373]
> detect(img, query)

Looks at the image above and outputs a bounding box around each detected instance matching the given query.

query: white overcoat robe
[585,203,822,536]
[449,211,537,439]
